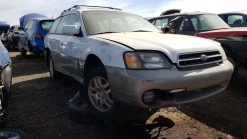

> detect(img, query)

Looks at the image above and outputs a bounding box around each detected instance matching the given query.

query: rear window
[40,20,54,31]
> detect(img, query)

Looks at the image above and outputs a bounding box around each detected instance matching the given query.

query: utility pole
[52,9,56,18]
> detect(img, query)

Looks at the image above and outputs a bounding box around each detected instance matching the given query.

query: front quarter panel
[84,37,133,68]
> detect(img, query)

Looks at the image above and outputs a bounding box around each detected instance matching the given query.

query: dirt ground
[4,48,247,139]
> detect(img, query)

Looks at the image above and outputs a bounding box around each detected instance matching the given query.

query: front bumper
[105,60,233,108]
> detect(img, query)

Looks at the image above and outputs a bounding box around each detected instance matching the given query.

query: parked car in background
[0,40,12,112]
[1,33,8,44]
[0,21,10,45]
[218,11,247,27]
[148,10,247,74]
[18,18,54,56]
[45,5,233,120]
[7,25,22,49]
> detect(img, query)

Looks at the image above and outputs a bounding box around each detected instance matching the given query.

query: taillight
[34,34,43,39]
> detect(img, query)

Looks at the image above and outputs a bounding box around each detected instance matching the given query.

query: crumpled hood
[196,27,247,38]
[0,41,11,69]
[93,32,222,63]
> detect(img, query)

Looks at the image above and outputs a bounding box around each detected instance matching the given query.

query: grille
[177,51,222,68]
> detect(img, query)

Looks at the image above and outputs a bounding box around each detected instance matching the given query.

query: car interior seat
[182,20,191,31]
[233,19,242,25]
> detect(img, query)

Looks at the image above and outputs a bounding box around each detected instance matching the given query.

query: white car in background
[0,33,8,44]
[44,5,233,119]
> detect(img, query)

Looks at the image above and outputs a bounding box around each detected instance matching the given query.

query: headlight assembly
[124,51,171,69]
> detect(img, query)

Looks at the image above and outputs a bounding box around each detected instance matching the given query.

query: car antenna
[52,9,56,18]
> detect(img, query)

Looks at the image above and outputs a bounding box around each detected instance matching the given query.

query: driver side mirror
[161,16,184,34]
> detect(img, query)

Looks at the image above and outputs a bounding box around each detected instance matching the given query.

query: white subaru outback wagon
[44,5,233,119]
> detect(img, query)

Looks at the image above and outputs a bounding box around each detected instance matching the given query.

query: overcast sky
[0,0,246,25]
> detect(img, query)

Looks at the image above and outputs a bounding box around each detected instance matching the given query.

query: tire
[82,67,120,120]
[225,50,240,75]
[48,55,63,81]
[0,128,28,139]
[68,96,101,124]
[20,48,26,57]
[1,87,10,110]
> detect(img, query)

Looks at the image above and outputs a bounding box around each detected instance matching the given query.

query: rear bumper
[31,39,45,54]
[105,60,233,108]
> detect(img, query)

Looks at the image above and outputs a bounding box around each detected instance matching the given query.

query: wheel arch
[84,54,104,78]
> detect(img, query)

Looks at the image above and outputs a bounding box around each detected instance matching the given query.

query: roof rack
[60,5,121,15]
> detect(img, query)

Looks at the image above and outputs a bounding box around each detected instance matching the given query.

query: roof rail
[60,5,121,15]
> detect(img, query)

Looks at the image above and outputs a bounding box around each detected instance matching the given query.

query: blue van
[19,17,54,56]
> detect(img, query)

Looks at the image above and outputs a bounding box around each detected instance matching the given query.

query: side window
[66,13,81,29]
[27,20,34,30]
[49,18,62,33]
[228,15,243,26]
[24,21,30,29]
[178,17,193,32]
[154,18,168,27]
[55,15,69,34]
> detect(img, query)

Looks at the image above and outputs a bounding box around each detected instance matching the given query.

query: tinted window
[55,15,69,34]
[218,15,224,20]
[177,17,193,32]
[40,20,54,31]
[67,14,81,29]
[49,18,61,33]
[27,20,34,30]
[154,18,168,27]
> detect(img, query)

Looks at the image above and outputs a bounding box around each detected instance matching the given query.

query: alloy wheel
[88,76,113,112]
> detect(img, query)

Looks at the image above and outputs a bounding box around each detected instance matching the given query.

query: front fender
[84,37,133,68]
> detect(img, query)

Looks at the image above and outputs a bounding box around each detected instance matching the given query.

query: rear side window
[27,20,34,30]
[55,15,69,34]
[40,20,54,31]
[66,14,81,29]
[49,18,61,33]
[228,15,243,25]
[24,21,30,29]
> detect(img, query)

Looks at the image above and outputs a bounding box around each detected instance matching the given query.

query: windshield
[40,20,54,31]
[83,11,161,35]
[190,14,230,31]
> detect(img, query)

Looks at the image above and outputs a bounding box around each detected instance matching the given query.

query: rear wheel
[20,48,26,56]
[49,55,63,81]
[82,67,120,119]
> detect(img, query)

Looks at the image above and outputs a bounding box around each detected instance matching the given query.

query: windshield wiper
[94,32,119,35]
[131,30,152,32]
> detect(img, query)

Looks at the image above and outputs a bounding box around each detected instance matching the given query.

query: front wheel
[82,67,120,119]
[225,50,239,75]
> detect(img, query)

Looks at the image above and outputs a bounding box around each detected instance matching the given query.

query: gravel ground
[4,48,247,139]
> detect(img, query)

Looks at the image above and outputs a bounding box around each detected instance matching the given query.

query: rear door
[54,15,70,71]
[47,17,62,67]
